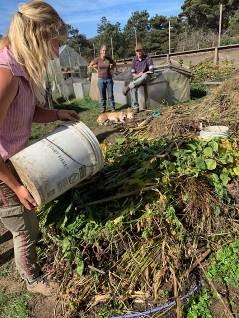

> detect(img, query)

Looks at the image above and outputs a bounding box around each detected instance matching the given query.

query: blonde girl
[0,1,79,296]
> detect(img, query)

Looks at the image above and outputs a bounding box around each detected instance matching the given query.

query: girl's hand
[57,109,79,121]
[14,185,37,211]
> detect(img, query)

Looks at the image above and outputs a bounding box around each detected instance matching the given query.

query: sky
[0,0,183,38]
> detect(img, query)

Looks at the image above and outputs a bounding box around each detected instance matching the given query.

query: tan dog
[126,108,134,120]
[97,111,127,125]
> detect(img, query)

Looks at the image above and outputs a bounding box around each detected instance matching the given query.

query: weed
[207,239,239,288]
[185,289,214,318]
[190,83,208,99]
[185,239,239,316]
[97,302,123,318]
[0,264,11,277]
[0,291,8,308]
[191,60,235,84]
[0,292,31,318]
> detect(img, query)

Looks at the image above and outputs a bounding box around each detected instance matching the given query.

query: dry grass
[147,74,239,139]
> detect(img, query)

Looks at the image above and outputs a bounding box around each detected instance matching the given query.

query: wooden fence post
[214,47,219,65]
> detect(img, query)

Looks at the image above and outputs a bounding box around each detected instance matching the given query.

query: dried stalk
[76,186,155,209]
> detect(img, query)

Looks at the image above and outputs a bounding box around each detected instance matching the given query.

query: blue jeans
[129,73,150,109]
[98,78,115,111]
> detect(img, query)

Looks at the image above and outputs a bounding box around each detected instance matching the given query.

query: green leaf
[182,192,190,203]
[133,168,147,178]
[214,205,221,217]
[205,159,217,170]
[62,237,71,254]
[126,178,145,188]
[218,153,234,164]
[208,140,219,152]
[113,215,124,225]
[203,147,213,157]
[233,166,239,176]
[60,203,73,229]
[187,143,197,151]
[195,157,207,170]
[115,137,126,145]
[76,257,84,276]
[219,173,230,186]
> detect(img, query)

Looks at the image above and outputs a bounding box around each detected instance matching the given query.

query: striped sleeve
[0,64,10,69]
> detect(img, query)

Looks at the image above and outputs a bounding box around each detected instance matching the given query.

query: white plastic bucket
[199,125,229,139]
[10,121,104,206]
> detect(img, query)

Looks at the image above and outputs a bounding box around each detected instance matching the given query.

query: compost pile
[39,75,239,317]
[147,74,239,138]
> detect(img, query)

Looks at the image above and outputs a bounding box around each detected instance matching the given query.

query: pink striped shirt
[0,47,36,161]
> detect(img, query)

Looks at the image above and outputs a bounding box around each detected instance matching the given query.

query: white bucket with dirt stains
[199,125,229,139]
[10,121,104,206]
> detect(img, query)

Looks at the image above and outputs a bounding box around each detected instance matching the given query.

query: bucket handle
[45,138,96,168]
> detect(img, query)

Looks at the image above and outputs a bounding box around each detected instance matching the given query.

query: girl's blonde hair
[0,1,67,104]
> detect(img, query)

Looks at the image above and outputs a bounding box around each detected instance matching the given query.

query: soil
[209,281,239,318]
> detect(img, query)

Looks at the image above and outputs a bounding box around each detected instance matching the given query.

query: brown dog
[97,111,127,125]
[126,109,134,120]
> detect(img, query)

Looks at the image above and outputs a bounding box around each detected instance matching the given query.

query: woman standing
[89,45,116,113]
[0,1,79,296]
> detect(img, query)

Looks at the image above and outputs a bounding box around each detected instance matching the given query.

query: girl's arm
[33,106,79,123]
[0,68,36,210]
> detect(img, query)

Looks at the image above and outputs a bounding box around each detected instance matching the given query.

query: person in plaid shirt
[123,44,154,113]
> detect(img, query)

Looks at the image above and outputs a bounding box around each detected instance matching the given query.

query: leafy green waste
[39,136,239,316]
[185,289,214,318]
[207,239,239,288]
